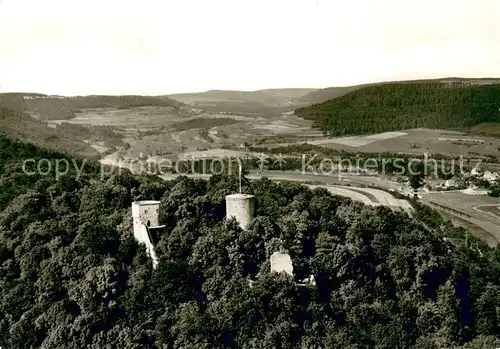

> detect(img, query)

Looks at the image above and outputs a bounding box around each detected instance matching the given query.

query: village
[399,165,500,197]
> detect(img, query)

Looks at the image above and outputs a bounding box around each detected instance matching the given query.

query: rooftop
[132,200,162,206]
[147,224,166,230]
[225,193,255,199]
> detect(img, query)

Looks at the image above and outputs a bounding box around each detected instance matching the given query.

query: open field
[421,192,500,245]
[265,128,500,158]
[423,191,500,212]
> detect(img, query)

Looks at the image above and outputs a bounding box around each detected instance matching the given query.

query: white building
[471,167,482,176]
[444,179,456,189]
[483,171,499,182]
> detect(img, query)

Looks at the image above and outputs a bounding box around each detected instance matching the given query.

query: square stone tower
[131,200,165,268]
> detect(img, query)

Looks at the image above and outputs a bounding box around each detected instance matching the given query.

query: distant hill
[0,93,183,120]
[298,77,500,104]
[168,88,316,105]
[166,88,317,117]
[247,88,317,99]
[295,82,500,136]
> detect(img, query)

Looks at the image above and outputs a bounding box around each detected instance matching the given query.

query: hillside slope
[295,83,500,136]
[0,106,99,158]
[297,84,371,104]
[0,93,183,120]
[298,78,500,104]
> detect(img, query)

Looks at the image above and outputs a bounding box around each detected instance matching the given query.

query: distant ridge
[165,88,318,117]
[167,88,316,103]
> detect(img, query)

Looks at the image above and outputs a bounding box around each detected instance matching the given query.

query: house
[442,175,465,189]
[468,183,479,190]
[483,171,499,182]
[444,179,457,189]
[470,167,482,176]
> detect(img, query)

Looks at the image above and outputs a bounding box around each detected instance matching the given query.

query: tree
[409,162,425,191]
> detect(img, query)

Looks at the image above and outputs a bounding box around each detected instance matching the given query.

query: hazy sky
[0,0,498,95]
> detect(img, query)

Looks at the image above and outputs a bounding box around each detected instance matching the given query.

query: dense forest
[295,83,500,136]
[1,136,500,349]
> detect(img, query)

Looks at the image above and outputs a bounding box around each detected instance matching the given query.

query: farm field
[47,104,323,159]
[265,128,500,158]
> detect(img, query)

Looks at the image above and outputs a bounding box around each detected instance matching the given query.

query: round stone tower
[225,193,256,230]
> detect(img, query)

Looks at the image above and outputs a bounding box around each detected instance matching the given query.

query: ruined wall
[270,252,294,276]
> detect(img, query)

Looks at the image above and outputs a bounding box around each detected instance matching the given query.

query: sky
[0,0,499,95]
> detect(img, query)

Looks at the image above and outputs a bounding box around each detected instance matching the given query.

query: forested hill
[2,136,500,348]
[0,106,101,159]
[295,83,500,136]
[0,93,183,120]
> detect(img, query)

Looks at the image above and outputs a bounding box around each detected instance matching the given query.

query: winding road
[159,170,500,246]
[160,170,413,215]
